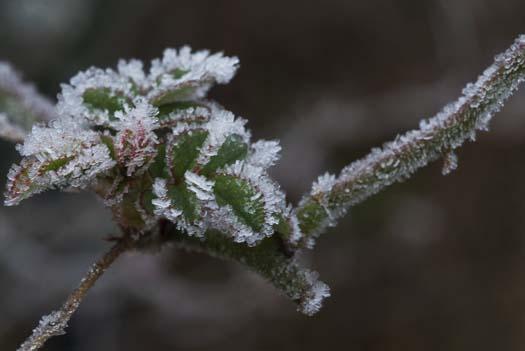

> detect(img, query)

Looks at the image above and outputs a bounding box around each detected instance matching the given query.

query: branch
[295,34,525,249]
[16,238,131,351]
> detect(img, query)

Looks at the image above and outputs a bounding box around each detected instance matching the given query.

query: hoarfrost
[185,171,215,201]
[196,109,250,165]
[5,118,115,206]
[247,140,281,168]
[224,160,287,240]
[113,100,159,176]
[298,271,331,316]
[152,178,182,222]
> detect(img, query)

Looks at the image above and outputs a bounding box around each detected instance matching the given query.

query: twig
[296,34,525,248]
[17,238,131,351]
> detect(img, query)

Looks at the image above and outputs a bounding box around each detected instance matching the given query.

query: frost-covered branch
[0,62,55,142]
[17,237,131,351]
[295,35,525,249]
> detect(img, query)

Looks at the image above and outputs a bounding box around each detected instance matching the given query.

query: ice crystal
[311,172,336,198]
[222,160,287,241]
[185,171,215,201]
[113,100,159,176]
[152,178,182,222]
[298,271,331,316]
[247,140,281,168]
[196,109,250,166]
[148,46,239,103]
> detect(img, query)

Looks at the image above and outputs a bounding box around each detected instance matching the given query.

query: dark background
[2,1,525,350]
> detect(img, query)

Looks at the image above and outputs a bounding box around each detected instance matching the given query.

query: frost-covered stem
[17,238,131,351]
[296,34,525,248]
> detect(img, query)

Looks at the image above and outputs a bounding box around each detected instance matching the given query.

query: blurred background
[2,0,525,350]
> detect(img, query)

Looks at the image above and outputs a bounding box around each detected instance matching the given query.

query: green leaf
[201,134,248,176]
[151,85,196,106]
[140,189,156,215]
[100,135,116,160]
[149,144,169,178]
[39,156,74,173]
[296,201,328,236]
[274,213,291,236]
[83,88,128,117]
[168,183,199,222]
[214,174,265,232]
[171,68,190,79]
[171,130,208,180]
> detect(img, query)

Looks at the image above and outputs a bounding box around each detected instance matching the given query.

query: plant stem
[296,34,525,248]
[17,238,131,351]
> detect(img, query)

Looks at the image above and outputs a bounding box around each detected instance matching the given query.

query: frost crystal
[247,140,281,168]
[298,271,331,316]
[311,172,336,197]
[196,109,250,165]
[185,171,215,201]
[152,178,182,222]
[113,100,159,176]
[149,46,239,102]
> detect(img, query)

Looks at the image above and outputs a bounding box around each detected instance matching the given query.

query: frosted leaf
[196,109,250,166]
[5,118,115,206]
[221,160,287,243]
[247,140,281,168]
[152,177,211,237]
[160,105,211,129]
[4,158,40,206]
[281,205,304,246]
[207,205,258,245]
[185,171,215,201]
[113,100,159,176]
[148,46,239,103]
[57,66,132,125]
[151,178,183,222]
[0,112,26,142]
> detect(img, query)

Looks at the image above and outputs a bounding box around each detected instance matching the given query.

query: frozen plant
[1,36,525,350]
